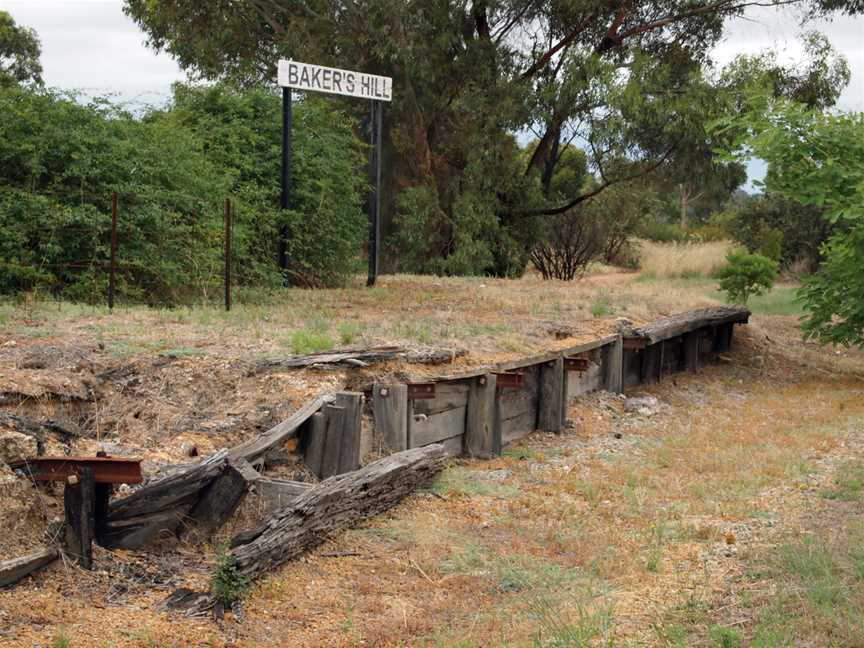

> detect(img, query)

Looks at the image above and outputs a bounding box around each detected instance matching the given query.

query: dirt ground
[0,273,862,647]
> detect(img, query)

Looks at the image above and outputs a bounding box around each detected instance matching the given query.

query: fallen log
[0,547,58,588]
[163,444,447,613]
[628,306,750,344]
[252,346,465,372]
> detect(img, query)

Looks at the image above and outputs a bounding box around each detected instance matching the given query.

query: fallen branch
[0,547,58,588]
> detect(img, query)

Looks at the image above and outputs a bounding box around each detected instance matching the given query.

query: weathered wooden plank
[683,330,700,371]
[630,306,750,344]
[500,409,537,446]
[496,366,539,424]
[64,467,94,569]
[253,346,464,372]
[254,478,313,513]
[228,394,335,466]
[465,374,498,458]
[566,362,603,401]
[373,384,408,452]
[302,412,327,477]
[640,344,662,384]
[409,406,466,447]
[538,358,564,433]
[186,458,258,538]
[336,392,363,475]
[602,337,624,393]
[0,548,58,588]
[319,405,345,479]
[410,382,469,416]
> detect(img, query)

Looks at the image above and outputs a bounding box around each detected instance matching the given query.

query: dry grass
[3,324,864,647]
[637,240,733,279]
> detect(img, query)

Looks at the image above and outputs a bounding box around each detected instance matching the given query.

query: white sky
[2,0,863,186]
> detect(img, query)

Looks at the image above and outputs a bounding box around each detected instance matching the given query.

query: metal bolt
[380,387,389,397]
[67,475,78,486]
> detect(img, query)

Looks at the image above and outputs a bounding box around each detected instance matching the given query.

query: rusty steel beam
[563,357,591,372]
[494,372,523,389]
[12,456,142,485]
[407,383,436,400]
[622,337,647,350]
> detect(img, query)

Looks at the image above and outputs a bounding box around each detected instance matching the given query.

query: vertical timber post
[684,330,700,371]
[367,100,382,287]
[538,358,564,433]
[108,192,118,310]
[224,198,232,312]
[64,467,95,569]
[278,87,292,275]
[335,391,363,474]
[466,374,498,458]
[373,384,407,452]
[604,336,624,393]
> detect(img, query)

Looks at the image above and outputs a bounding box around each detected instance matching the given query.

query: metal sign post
[277,60,392,287]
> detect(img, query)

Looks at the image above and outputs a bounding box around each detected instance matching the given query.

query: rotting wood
[684,330,700,371]
[186,458,259,539]
[465,374,498,458]
[252,346,465,372]
[0,548,58,588]
[254,478,313,513]
[335,392,362,475]
[302,412,327,477]
[319,405,345,479]
[538,358,564,433]
[628,306,750,345]
[162,445,448,614]
[101,450,229,550]
[603,336,624,393]
[64,467,95,569]
[228,394,335,466]
[373,384,407,452]
[409,405,466,448]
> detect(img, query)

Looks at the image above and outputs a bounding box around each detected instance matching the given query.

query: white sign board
[278,60,392,102]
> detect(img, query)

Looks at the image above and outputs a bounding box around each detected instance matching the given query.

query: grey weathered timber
[465,374,498,458]
[165,445,448,614]
[230,445,447,579]
[101,449,229,549]
[319,405,345,479]
[0,548,58,588]
[567,362,603,401]
[683,330,701,371]
[335,392,363,475]
[538,358,564,432]
[186,458,259,538]
[253,346,464,372]
[408,406,466,447]
[603,337,624,393]
[229,394,334,466]
[497,366,539,446]
[302,412,327,477]
[628,306,750,345]
[254,478,313,513]
[373,384,408,452]
[640,344,662,384]
[64,467,95,569]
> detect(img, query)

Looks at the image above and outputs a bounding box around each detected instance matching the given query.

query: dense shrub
[0,83,366,303]
[716,249,779,304]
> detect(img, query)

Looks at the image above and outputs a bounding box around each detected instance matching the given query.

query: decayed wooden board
[410,382,469,416]
[253,346,465,372]
[538,359,564,432]
[335,392,362,475]
[566,363,603,401]
[497,366,539,425]
[302,412,327,477]
[0,548,58,588]
[500,409,537,445]
[229,394,335,466]
[373,384,407,452]
[603,337,624,393]
[629,306,750,344]
[254,478,313,513]
[465,374,498,458]
[320,405,345,479]
[409,405,466,447]
[186,458,258,539]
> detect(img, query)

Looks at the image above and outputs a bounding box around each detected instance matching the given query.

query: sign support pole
[367,100,382,287]
[279,87,292,275]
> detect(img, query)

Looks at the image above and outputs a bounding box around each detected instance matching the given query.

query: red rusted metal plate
[10,456,142,485]
[564,357,591,372]
[622,337,647,350]
[407,383,436,400]
[494,372,523,389]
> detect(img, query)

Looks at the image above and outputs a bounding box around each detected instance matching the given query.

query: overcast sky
[2,0,863,186]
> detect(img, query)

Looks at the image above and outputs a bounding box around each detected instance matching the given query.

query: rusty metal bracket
[623,337,647,350]
[564,357,591,372]
[11,456,142,485]
[494,372,523,390]
[407,383,436,400]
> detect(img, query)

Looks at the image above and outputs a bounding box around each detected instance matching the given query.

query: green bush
[638,221,690,243]
[211,547,249,609]
[716,249,779,304]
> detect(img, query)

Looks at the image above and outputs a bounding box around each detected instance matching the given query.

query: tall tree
[0,10,42,87]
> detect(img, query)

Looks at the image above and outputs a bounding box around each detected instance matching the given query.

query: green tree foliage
[0,11,42,87]
[122,0,862,276]
[0,82,366,302]
[716,249,779,305]
[720,97,864,345]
